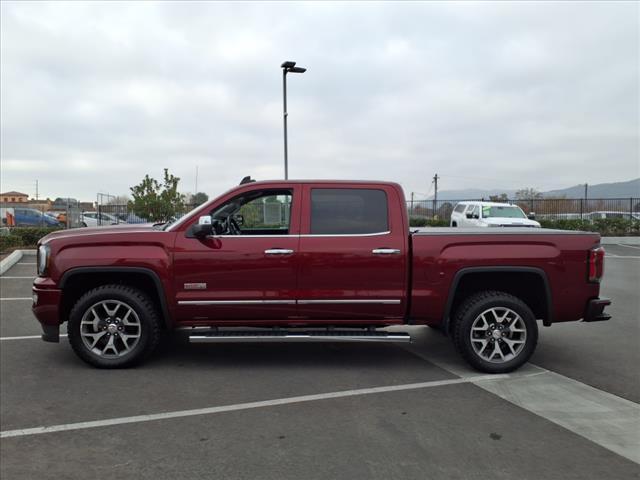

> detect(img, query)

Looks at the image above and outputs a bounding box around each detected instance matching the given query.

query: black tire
[68,285,161,368]
[452,290,538,373]
[451,222,457,227]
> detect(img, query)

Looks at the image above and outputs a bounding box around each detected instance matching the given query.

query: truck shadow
[149,328,452,371]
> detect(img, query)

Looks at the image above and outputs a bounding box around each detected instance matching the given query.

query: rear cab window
[309,188,388,235]
[453,204,467,214]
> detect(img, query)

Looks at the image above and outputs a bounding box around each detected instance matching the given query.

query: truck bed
[409,227,601,326]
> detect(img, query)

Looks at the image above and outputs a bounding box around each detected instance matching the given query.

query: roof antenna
[240,176,255,185]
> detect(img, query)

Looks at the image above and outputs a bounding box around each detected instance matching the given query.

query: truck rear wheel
[452,291,538,373]
[68,285,161,368]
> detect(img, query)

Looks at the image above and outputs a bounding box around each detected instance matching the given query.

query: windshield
[482,205,526,219]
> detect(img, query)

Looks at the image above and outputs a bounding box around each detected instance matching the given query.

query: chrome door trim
[179,299,400,306]
[178,300,296,305]
[301,231,390,238]
[264,249,294,255]
[372,248,401,255]
[214,231,391,238]
[297,299,401,305]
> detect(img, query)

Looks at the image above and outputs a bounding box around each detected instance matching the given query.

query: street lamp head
[281,61,296,69]
[288,66,306,73]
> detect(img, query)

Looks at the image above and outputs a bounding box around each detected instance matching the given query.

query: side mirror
[466,213,473,219]
[527,212,536,220]
[234,214,244,226]
[192,216,213,238]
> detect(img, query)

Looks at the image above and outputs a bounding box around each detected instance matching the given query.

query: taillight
[588,246,605,283]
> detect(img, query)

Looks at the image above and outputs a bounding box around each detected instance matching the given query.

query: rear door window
[310,188,388,235]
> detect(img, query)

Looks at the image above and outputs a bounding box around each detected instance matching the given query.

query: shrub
[11,227,62,246]
[410,217,449,227]
[539,218,639,236]
[0,234,23,253]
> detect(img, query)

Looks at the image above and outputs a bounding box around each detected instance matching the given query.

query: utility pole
[195,165,199,195]
[433,173,439,219]
[410,192,414,215]
[584,183,588,215]
[35,180,39,200]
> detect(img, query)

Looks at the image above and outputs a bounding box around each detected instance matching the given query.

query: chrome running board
[188,329,411,344]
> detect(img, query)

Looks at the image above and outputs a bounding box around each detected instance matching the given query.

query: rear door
[296,185,407,322]
[464,204,480,227]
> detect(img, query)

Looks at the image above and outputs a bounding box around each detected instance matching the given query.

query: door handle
[372,248,401,255]
[265,249,294,255]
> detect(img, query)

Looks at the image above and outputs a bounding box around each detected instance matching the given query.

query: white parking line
[0,276,35,279]
[0,374,509,439]
[17,262,36,265]
[617,243,640,250]
[605,255,640,259]
[0,297,32,301]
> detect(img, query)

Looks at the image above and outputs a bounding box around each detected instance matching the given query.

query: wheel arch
[59,267,172,329]
[442,266,553,336]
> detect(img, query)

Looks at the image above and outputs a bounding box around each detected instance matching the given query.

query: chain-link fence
[3,197,638,231]
[407,198,640,221]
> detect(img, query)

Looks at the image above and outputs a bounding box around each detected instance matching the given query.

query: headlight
[37,244,50,277]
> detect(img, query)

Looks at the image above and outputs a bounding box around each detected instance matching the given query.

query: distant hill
[431,178,639,200]
[543,179,640,198]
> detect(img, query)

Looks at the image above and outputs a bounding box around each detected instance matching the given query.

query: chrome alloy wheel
[80,300,141,357]
[470,307,527,363]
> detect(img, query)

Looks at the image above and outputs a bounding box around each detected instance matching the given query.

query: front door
[173,186,301,322]
[296,185,408,322]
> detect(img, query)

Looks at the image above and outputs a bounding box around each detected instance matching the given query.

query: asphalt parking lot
[1,246,639,479]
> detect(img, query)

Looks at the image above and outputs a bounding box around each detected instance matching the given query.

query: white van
[450,201,541,228]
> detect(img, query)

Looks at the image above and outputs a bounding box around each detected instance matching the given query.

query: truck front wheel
[452,291,538,373]
[67,285,161,368]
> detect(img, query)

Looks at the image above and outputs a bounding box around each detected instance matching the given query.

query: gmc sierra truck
[33,180,611,372]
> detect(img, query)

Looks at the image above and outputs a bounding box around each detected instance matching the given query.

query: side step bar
[188,330,411,344]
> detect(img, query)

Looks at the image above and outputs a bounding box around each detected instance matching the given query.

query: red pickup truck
[33,180,610,373]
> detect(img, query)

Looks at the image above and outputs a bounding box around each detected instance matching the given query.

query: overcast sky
[1,1,638,202]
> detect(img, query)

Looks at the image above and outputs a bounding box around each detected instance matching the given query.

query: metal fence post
[631,198,634,221]
[580,198,583,220]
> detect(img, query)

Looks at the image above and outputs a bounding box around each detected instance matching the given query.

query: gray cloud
[1,1,638,201]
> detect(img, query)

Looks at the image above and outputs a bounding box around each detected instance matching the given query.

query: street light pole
[282,68,289,180]
[280,61,306,180]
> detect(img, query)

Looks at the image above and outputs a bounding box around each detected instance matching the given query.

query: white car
[81,212,120,227]
[587,211,640,221]
[450,201,541,228]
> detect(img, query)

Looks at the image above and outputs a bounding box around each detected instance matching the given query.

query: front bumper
[32,278,62,342]
[583,297,612,322]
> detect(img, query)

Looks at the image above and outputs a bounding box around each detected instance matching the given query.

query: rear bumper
[583,297,611,323]
[32,280,62,342]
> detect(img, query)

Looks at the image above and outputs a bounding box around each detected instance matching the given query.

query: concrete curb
[601,237,640,245]
[0,249,36,275]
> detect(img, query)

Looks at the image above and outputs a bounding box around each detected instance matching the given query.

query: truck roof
[244,179,402,188]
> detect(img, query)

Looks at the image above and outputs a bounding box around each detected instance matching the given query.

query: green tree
[129,168,185,222]
[192,192,209,206]
[515,188,542,200]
